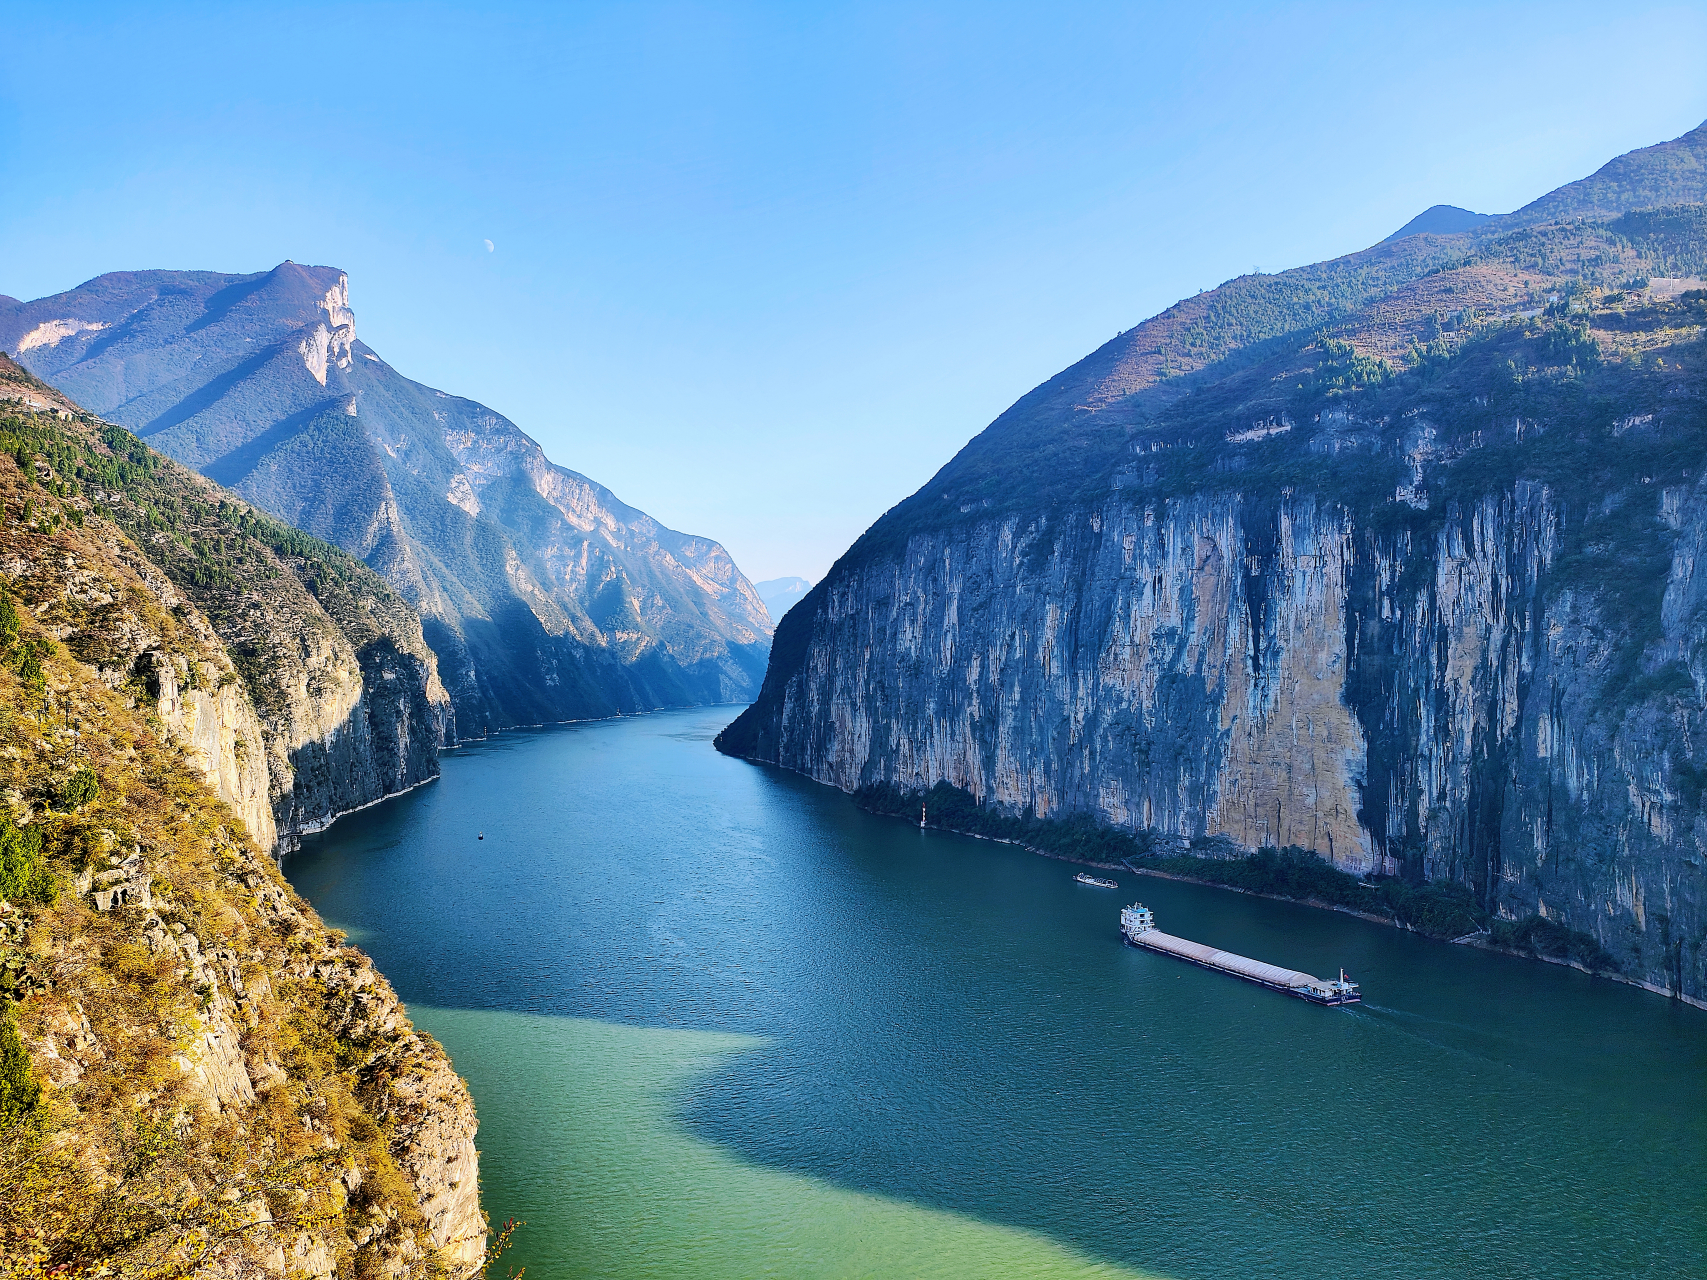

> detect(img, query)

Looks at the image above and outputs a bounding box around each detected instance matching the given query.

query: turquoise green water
[287,709,1707,1279]
[418,1011,1151,1278]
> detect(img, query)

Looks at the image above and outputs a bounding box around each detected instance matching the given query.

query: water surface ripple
[286,709,1707,1279]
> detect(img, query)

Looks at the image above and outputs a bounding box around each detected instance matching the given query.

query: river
[285,708,1707,1279]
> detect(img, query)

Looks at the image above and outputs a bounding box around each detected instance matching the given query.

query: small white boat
[1074,873,1119,889]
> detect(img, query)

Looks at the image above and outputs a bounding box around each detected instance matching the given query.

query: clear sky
[2,3,1703,583]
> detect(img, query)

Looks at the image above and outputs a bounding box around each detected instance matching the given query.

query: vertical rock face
[0,399,484,1275]
[0,354,449,854]
[249,602,446,850]
[147,652,277,851]
[740,491,1503,870]
[723,124,1707,1006]
[758,494,1374,862]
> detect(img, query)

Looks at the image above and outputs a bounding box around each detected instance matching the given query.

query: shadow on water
[287,709,1707,1280]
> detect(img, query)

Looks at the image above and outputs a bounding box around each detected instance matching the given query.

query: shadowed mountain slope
[0,266,771,733]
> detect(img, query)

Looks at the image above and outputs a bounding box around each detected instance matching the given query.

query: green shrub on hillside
[1374,878,1486,939]
[13,649,42,698]
[0,1003,39,1124]
[0,817,51,906]
[57,768,99,812]
[1490,915,1619,972]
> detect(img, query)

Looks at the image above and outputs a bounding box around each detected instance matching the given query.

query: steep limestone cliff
[138,648,277,852]
[0,414,484,1274]
[723,131,1707,1006]
[0,355,450,853]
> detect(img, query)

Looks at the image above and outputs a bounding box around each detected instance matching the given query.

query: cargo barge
[1120,903,1360,1005]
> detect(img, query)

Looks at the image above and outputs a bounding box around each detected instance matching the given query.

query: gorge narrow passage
[288,708,1707,1280]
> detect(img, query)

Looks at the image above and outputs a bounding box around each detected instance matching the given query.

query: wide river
[286,708,1707,1280]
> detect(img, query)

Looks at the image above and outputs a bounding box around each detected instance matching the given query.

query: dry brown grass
[0,414,482,1277]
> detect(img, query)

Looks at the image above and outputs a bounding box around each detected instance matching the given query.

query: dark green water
[286,708,1707,1280]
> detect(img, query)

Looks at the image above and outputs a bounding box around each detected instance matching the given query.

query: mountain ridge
[1500,118,1707,226]
[720,119,1707,1006]
[0,266,771,735]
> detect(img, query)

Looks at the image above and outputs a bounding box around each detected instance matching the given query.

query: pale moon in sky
[484,239,495,252]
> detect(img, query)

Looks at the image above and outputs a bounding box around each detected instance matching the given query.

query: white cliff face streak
[298,277,357,387]
[16,319,108,353]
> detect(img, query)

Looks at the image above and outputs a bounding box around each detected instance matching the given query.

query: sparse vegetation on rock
[0,386,488,1277]
[0,354,450,854]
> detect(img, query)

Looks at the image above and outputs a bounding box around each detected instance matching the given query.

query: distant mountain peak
[0,266,773,730]
[1382,204,1493,243]
[756,576,814,624]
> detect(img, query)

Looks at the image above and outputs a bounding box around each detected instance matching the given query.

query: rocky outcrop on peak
[297,276,358,386]
[0,266,772,734]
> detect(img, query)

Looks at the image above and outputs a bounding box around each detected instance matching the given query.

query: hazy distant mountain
[1383,204,1492,241]
[755,576,813,623]
[0,266,772,731]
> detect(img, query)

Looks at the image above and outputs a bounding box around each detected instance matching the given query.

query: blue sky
[2,3,1703,582]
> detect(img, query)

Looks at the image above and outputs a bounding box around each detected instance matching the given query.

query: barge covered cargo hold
[1120,904,1360,1005]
